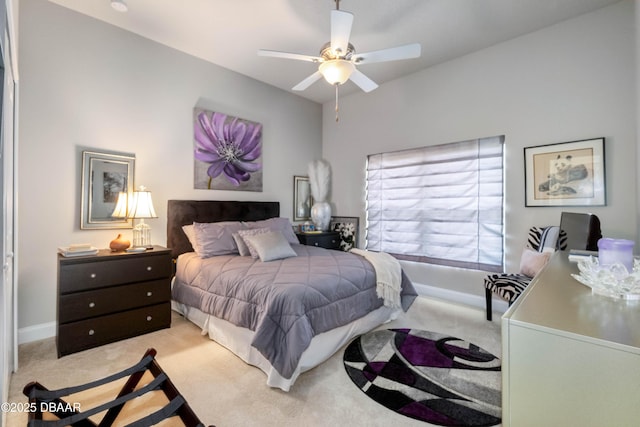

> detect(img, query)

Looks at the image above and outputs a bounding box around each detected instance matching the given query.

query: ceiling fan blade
[353,43,421,65]
[258,49,322,63]
[330,10,353,56]
[293,71,323,91]
[349,69,378,93]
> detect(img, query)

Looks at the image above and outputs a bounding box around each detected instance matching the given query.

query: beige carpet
[7,297,501,427]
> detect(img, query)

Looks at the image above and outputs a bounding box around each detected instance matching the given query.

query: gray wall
[322,1,636,300]
[15,0,638,337]
[17,0,322,338]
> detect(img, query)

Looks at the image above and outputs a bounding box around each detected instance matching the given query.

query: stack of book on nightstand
[58,243,99,257]
[568,249,598,263]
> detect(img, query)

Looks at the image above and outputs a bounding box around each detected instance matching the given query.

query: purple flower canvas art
[194,108,263,191]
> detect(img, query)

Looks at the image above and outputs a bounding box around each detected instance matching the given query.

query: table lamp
[128,186,157,249]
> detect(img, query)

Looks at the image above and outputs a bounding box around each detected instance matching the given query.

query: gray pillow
[182,224,197,248]
[232,232,251,257]
[241,230,297,262]
[192,221,246,258]
[244,217,299,245]
[237,228,271,258]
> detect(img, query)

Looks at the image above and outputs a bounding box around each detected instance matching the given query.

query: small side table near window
[296,231,340,250]
[57,246,172,357]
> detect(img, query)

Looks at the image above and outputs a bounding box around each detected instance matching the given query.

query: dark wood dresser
[296,231,341,250]
[57,246,172,357]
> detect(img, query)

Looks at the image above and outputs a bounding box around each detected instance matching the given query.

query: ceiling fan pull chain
[335,84,340,122]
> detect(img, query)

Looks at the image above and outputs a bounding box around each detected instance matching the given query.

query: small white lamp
[128,186,157,249]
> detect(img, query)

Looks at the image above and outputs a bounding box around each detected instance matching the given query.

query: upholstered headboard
[166,200,280,260]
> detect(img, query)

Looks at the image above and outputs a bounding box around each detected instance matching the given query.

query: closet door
[0,6,16,416]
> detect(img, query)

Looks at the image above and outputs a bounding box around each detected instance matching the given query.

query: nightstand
[296,231,341,250]
[57,245,172,357]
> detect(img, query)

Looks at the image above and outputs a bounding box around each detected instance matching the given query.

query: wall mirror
[81,150,135,229]
[293,175,313,221]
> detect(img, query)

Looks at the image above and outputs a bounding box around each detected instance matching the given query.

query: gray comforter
[172,244,416,379]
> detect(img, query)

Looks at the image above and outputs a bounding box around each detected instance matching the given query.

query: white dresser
[501,252,640,426]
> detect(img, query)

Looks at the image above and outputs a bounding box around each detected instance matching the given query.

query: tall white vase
[311,201,331,231]
[308,159,332,231]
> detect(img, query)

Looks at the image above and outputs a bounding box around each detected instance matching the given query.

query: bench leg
[485,288,493,321]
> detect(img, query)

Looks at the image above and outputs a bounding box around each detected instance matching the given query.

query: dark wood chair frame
[23,348,213,427]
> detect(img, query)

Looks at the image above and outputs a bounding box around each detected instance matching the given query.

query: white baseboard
[413,282,509,315]
[17,285,507,344]
[18,321,55,344]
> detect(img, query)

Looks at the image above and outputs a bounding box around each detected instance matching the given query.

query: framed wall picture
[330,216,359,251]
[193,108,263,192]
[293,175,313,221]
[524,137,605,207]
[81,150,135,229]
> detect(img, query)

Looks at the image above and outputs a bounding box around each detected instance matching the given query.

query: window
[366,136,504,272]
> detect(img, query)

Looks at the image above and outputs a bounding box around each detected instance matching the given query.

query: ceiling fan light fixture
[110,0,128,12]
[319,59,355,85]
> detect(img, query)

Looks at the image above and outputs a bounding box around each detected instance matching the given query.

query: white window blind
[366,136,504,272]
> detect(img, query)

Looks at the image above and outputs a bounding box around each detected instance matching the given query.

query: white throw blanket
[350,248,402,309]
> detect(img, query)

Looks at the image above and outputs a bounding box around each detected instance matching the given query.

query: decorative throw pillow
[237,227,271,258]
[192,221,246,258]
[241,231,297,262]
[519,248,551,278]
[244,217,299,245]
[233,232,251,257]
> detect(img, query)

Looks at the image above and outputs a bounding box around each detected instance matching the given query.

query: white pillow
[244,217,299,245]
[192,221,246,258]
[237,228,271,258]
[519,248,551,278]
[241,231,297,262]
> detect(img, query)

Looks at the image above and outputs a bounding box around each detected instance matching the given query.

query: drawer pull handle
[146,316,153,321]
[90,273,96,279]
[89,302,95,308]
[88,329,95,336]
[146,291,153,297]
[146,266,152,271]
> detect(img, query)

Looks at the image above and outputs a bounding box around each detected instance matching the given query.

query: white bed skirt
[171,301,399,391]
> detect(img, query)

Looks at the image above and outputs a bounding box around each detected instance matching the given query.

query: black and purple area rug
[343,329,501,426]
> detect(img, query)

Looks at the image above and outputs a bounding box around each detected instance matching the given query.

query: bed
[168,200,417,391]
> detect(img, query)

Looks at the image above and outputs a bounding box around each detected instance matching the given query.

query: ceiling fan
[258,0,421,119]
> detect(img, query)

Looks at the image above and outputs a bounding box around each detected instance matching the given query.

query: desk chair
[484,212,601,321]
[484,226,561,321]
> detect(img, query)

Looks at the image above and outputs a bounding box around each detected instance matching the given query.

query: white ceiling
[47,0,621,104]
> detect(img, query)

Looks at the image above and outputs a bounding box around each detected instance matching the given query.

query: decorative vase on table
[109,233,131,252]
[308,159,332,231]
[311,201,331,232]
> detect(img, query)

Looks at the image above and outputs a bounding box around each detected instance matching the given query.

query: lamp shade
[319,59,355,85]
[111,192,129,218]
[127,190,157,219]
